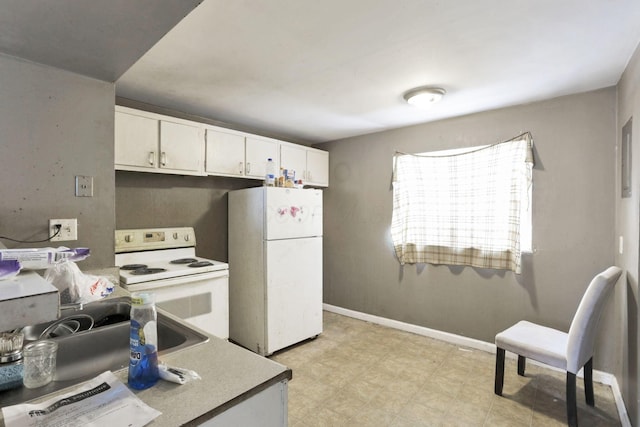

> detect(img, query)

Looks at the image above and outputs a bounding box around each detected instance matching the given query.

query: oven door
[126,270,229,340]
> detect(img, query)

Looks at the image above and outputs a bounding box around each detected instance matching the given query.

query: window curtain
[391,133,534,274]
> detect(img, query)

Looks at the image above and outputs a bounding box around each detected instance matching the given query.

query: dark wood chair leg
[495,348,505,395]
[567,372,578,427]
[517,355,526,376]
[584,358,594,406]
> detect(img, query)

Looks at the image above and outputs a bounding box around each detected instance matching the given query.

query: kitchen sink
[0,296,209,406]
[20,297,132,341]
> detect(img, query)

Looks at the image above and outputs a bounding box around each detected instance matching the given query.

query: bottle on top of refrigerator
[129,292,159,390]
[265,158,276,187]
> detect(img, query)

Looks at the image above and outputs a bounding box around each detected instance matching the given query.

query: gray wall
[318,88,618,372]
[115,172,257,262]
[615,42,640,426]
[0,54,115,269]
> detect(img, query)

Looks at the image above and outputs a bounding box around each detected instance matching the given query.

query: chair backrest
[566,266,623,373]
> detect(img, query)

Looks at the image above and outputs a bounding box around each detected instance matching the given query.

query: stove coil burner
[170,258,198,264]
[121,264,148,270]
[129,268,167,276]
[188,261,214,268]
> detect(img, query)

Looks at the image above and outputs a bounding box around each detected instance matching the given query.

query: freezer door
[265,188,323,240]
[265,237,323,354]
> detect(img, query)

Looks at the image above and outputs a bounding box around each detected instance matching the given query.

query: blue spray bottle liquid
[128,292,159,390]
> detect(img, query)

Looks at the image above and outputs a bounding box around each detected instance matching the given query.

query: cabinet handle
[307,171,312,182]
[239,162,243,174]
[161,152,167,166]
[148,152,155,166]
[246,162,251,174]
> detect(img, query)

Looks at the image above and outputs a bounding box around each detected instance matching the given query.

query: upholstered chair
[494,266,623,427]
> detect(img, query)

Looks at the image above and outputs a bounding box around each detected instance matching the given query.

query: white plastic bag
[44,260,115,304]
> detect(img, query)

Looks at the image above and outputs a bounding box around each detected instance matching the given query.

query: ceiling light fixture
[403,86,446,107]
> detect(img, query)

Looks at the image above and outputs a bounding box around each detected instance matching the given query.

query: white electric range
[115,227,229,339]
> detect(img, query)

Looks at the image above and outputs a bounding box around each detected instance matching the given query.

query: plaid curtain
[391,133,534,274]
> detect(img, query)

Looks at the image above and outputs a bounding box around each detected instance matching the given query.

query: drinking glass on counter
[23,340,57,388]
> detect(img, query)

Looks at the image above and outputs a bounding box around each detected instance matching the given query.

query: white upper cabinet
[116,106,327,186]
[115,106,205,176]
[280,144,306,181]
[205,130,279,179]
[245,137,279,179]
[114,111,159,170]
[160,121,204,175]
[280,144,329,187]
[205,129,246,177]
[305,149,329,187]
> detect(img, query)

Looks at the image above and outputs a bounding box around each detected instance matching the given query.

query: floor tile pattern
[271,311,621,427]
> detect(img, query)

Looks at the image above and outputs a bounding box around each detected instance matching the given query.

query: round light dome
[404,87,446,107]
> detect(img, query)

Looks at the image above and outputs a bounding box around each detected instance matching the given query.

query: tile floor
[270,311,622,427]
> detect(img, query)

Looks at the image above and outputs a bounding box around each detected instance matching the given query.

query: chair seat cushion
[495,320,568,371]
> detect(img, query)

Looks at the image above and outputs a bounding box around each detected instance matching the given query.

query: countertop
[0,280,292,426]
[119,333,292,426]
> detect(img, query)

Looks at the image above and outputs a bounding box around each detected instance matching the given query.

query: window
[390,133,534,274]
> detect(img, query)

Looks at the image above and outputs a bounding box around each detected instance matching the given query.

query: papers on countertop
[0,247,90,270]
[2,371,161,427]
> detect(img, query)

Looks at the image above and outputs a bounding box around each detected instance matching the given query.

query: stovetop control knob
[124,234,132,243]
[184,235,190,242]
[173,232,178,240]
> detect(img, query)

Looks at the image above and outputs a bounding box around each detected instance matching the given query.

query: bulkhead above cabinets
[114,106,329,187]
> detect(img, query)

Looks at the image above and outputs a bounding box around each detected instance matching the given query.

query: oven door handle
[123,269,228,290]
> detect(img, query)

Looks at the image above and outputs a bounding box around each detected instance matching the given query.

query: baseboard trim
[610,375,632,427]
[324,303,495,353]
[323,303,631,426]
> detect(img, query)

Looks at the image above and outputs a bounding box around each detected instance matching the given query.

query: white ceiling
[3,1,640,144]
[115,0,640,143]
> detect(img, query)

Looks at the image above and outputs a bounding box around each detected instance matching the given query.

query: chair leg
[517,355,526,376]
[584,358,594,406]
[567,372,578,427]
[495,348,505,395]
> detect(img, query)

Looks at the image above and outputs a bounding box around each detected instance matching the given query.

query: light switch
[75,175,93,197]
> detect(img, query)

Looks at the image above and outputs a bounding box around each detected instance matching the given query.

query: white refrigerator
[228,187,323,356]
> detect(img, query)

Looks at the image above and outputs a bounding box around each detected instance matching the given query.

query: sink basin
[0,297,209,406]
[20,297,132,340]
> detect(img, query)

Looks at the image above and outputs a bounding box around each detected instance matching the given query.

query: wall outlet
[619,236,624,255]
[49,219,78,241]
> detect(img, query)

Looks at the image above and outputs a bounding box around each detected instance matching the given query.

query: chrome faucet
[59,302,84,313]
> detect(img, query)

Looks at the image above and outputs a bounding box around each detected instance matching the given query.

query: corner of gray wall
[0,54,116,269]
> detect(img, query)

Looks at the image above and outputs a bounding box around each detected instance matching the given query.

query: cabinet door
[245,137,278,179]
[205,129,245,176]
[202,381,287,427]
[280,144,306,182]
[159,121,204,175]
[306,149,329,186]
[114,111,159,170]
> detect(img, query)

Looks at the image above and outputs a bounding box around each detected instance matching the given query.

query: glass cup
[22,340,57,388]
